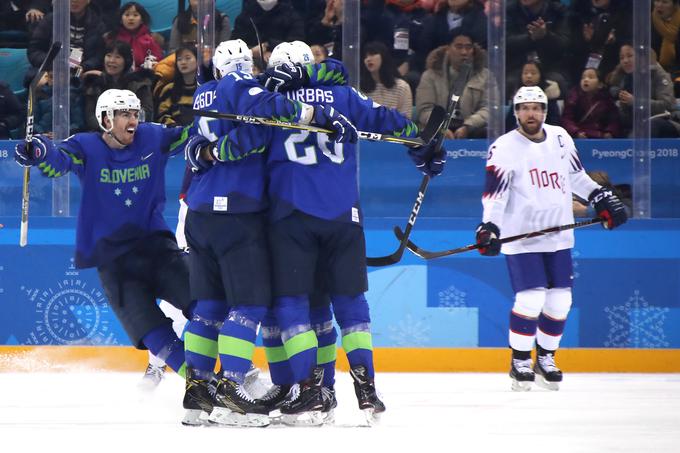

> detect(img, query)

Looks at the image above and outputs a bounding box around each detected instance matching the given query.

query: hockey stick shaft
[396,218,602,260]
[366,64,472,266]
[191,109,425,146]
[20,41,61,247]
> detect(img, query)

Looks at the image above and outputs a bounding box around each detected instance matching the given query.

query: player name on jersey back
[286,88,334,104]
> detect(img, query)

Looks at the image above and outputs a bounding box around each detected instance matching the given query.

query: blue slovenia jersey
[36,123,189,268]
[267,86,418,225]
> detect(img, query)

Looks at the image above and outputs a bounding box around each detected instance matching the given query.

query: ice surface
[0,371,678,452]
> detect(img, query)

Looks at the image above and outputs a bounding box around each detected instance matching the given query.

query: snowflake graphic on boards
[571,249,581,279]
[438,284,467,308]
[388,314,430,346]
[22,259,118,346]
[604,290,669,348]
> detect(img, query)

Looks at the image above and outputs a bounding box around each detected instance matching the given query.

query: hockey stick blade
[191,109,425,146]
[366,175,430,266]
[395,218,603,260]
[20,41,62,247]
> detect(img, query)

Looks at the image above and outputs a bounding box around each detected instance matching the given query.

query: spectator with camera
[81,40,154,131]
[607,43,679,137]
[566,0,631,88]
[26,0,106,85]
[416,31,492,138]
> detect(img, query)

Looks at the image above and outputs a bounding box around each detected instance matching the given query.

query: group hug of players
[14,36,627,427]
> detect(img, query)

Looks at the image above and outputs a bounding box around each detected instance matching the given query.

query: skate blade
[181,409,211,426]
[535,376,560,391]
[209,407,270,427]
[511,379,533,392]
[322,409,335,425]
[361,408,382,426]
[281,411,324,427]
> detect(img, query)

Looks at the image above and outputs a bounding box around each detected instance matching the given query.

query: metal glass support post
[486,0,506,143]
[197,0,216,76]
[52,1,70,217]
[632,0,651,218]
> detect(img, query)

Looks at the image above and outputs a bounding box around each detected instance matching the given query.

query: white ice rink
[1,371,678,453]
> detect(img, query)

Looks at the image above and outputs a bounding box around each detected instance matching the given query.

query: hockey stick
[191,109,429,146]
[394,218,602,260]
[366,64,472,267]
[20,41,62,247]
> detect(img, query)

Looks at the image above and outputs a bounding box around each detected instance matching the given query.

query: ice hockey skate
[182,368,215,426]
[279,367,324,426]
[349,365,385,426]
[321,386,338,424]
[260,384,292,416]
[138,363,166,391]
[534,353,563,391]
[208,377,270,427]
[510,358,535,391]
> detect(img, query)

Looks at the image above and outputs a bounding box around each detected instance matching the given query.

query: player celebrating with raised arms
[476,86,627,391]
[14,89,195,383]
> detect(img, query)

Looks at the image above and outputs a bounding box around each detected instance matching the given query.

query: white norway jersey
[482,124,600,254]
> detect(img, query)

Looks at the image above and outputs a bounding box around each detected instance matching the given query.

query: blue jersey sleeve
[159,123,192,156]
[343,87,419,138]
[217,71,304,123]
[38,134,87,178]
[306,59,348,87]
[213,124,273,162]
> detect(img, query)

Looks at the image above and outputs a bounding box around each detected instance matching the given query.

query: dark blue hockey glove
[407,141,445,177]
[313,105,358,143]
[475,222,501,256]
[588,187,628,230]
[184,134,213,173]
[15,135,49,167]
[262,63,308,92]
[425,147,447,177]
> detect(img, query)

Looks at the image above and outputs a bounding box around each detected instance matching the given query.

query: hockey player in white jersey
[476,86,627,391]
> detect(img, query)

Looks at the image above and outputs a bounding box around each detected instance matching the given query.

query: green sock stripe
[342,331,373,353]
[218,335,255,361]
[265,345,288,364]
[176,362,186,378]
[184,331,218,359]
[317,344,337,365]
[283,330,318,358]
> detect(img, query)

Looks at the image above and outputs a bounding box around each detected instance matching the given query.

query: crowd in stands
[2,0,680,140]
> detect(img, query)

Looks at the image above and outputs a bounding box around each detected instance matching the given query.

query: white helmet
[513,86,548,110]
[268,41,314,68]
[95,89,141,132]
[267,42,295,68]
[213,39,253,79]
[289,41,314,65]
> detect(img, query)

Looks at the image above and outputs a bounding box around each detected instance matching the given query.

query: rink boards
[1,139,679,371]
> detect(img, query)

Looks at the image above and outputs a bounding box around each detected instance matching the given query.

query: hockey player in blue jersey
[14,89,194,381]
[262,40,445,426]
[179,39,356,427]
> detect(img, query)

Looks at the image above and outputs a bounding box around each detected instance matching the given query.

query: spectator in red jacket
[561,67,621,138]
[106,2,163,71]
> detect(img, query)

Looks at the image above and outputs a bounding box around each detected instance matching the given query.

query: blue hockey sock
[332,294,375,378]
[184,299,228,378]
[142,323,186,377]
[261,309,293,386]
[311,305,337,388]
[274,295,318,383]
[218,305,267,384]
